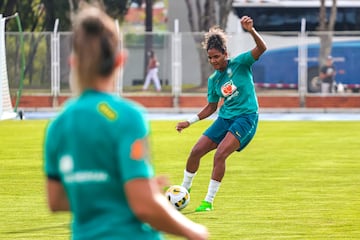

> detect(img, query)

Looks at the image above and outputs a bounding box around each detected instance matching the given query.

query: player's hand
[176,121,190,133]
[154,175,170,193]
[240,16,254,32]
[186,223,209,240]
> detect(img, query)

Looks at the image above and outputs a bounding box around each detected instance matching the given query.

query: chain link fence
[5,31,360,97]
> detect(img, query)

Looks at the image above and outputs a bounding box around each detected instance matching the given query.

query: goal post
[0,14,17,120]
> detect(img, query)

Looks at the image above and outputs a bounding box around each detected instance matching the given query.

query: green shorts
[204,113,258,151]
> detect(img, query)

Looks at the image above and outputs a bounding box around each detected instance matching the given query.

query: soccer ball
[165,185,190,210]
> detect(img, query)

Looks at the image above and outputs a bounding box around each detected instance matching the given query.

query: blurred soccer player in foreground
[44,4,208,240]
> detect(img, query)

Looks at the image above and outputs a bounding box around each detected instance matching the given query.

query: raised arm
[240,16,267,60]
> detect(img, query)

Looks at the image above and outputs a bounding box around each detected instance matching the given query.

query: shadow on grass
[181,210,205,215]
[4,223,69,234]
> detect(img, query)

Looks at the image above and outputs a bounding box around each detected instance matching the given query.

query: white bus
[233,0,360,31]
[231,0,360,92]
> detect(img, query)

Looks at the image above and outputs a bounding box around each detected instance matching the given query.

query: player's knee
[214,148,232,162]
[190,145,207,158]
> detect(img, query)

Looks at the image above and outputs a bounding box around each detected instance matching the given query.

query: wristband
[187,115,200,125]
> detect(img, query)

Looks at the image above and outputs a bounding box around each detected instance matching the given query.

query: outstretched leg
[211,132,240,182]
[181,135,217,190]
[196,132,239,212]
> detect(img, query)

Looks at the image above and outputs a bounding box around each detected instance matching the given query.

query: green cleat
[195,200,213,212]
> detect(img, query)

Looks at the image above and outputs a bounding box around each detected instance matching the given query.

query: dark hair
[202,26,227,53]
[148,50,155,58]
[72,6,119,91]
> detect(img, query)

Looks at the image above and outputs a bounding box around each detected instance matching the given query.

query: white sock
[181,169,196,190]
[204,179,221,203]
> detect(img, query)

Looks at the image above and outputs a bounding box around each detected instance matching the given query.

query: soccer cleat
[195,200,213,212]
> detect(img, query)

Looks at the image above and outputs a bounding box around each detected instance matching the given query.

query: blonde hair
[71,5,119,93]
[202,26,227,53]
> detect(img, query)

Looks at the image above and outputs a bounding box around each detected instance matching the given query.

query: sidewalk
[21,108,360,121]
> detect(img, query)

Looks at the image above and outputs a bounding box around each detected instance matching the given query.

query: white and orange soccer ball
[165,185,190,210]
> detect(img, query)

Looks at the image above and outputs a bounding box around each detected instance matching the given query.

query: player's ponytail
[72,5,119,93]
[99,36,115,76]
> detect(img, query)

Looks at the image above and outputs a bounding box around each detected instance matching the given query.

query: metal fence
[5,30,360,96]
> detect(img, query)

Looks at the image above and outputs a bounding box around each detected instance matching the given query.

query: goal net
[0,16,16,120]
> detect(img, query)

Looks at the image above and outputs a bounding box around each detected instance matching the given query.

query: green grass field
[1,119,359,239]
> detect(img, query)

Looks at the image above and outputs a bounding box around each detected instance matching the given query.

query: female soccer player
[176,16,267,212]
[44,4,208,240]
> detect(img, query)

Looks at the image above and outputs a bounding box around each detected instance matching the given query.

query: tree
[0,0,131,91]
[104,0,131,21]
[184,0,233,87]
[318,0,337,66]
[43,0,70,31]
[144,0,153,78]
[1,0,46,31]
[0,1,48,88]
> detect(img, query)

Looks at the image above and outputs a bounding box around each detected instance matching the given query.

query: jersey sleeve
[232,51,256,67]
[43,120,61,181]
[117,105,154,183]
[207,73,220,103]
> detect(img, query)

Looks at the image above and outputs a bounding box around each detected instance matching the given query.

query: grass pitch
[0,119,359,239]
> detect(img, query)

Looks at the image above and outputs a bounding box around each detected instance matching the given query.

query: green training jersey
[44,89,163,240]
[207,51,258,119]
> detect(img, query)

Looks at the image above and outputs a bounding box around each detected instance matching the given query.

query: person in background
[44,4,208,240]
[319,56,336,93]
[176,16,267,212]
[143,50,162,92]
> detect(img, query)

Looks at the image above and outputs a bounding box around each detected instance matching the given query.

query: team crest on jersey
[221,80,237,97]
